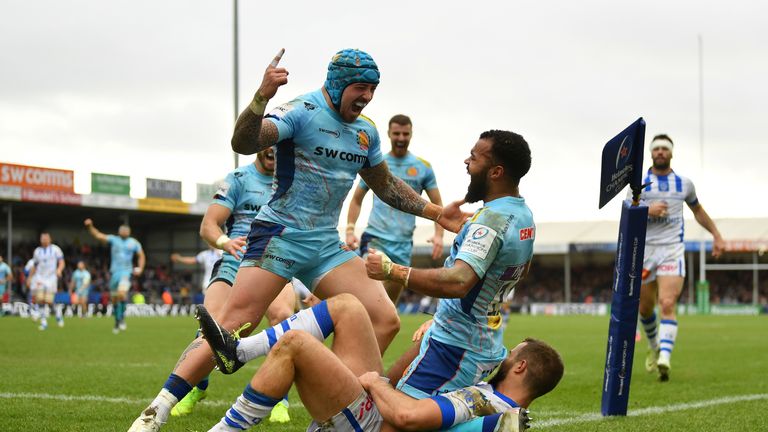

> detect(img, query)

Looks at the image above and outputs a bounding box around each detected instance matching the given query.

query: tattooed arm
[231,111,280,155]
[359,162,431,216]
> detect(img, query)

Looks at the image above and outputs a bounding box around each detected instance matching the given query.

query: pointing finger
[270,48,285,68]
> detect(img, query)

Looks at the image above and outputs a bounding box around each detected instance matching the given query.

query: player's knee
[273,329,312,353]
[266,304,293,325]
[328,292,365,316]
[659,297,677,314]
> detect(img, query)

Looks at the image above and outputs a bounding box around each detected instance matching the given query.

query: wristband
[215,234,231,249]
[249,92,268,116]
[345,223,355,233]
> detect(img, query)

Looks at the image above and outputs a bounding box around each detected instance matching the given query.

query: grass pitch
[0,312,765,431]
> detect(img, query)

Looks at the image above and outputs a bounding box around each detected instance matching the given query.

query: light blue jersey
[0,262,11,295]
[72,269,91,295]
[434,196,535,354]
[359,152,437,242]
[399,196,535,398]
[107,235,142,274]
[212,163,274,257]
[262,89,384,230]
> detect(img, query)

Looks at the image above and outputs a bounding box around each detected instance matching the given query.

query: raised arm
[690,203,725,257]
[170,254,198,265]
[83,218,108,244]
[345,186,369,250]
[358,372,442,431]
[231,49,288,155]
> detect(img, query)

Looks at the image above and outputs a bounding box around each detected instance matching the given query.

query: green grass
[0,313,766,431]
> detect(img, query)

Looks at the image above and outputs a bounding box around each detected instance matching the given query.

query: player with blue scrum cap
[366,130,536,399]
[84,219,145,334]
[633,134,725,381]
[128,48,467,431]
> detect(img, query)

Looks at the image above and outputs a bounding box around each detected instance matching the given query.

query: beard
[653,159,670,171]
[464,172,488,203]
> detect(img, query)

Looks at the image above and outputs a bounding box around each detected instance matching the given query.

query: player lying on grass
[197,293,564,431]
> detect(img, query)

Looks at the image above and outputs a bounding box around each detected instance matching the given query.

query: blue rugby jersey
[431,196,535,356]
[106,236,142,274]
[262,90,384,230]
[359,152,438,242]
[72,269,91,292]
[212,163,274,258]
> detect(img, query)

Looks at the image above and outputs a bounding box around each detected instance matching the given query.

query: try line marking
[537,393,768,428]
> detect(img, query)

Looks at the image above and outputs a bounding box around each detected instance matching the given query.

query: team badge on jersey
[460,224,497,259]
[407,166,418,176]
[357,130,370,151]
[213,182,231,200]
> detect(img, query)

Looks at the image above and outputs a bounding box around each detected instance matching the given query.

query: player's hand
[412,319,433,342]
[224,236,248,260]
[132,267,143,277]
[649,201,668,217]
[427,234,444,260]
[712,236,726,258]
[365,248,391,281]
[357,371,385,391]
[56,269,63,278]
[302,293,321,307]
[345,231,360,250]
[438,199,473,233]
[170,253,181,263]
[83,218,93,227]
[256,48,288,101]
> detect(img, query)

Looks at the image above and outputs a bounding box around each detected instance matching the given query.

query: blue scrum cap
[324,49,380,110]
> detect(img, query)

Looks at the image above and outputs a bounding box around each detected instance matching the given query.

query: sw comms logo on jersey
[357,130,370,151]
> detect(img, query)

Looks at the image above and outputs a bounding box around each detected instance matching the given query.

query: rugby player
[170,247,222,294]
[0,254,12,302]
[27,233,65,330]
[70,260,92,318]
[635,134,725,381]
[346,114,444,304]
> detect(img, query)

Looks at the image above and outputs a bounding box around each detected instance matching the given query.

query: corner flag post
[599,118,648,416]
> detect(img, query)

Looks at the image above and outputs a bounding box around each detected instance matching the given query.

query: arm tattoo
[231,108,279,155]
[361,164,427,216]
[173,340,204,372]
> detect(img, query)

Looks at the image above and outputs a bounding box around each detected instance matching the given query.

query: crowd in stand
[3,239,766,309]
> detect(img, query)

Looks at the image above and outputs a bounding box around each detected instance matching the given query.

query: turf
[0,312,765,431]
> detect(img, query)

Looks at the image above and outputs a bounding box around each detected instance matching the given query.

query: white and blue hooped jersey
[32,245,64,279]
[212,163,274,258]
[0,262,11,287]
[432,196,535,356]
[637,169,698,245]
[359,152,438,242]
[107,235,142,274]
[72,269,91,292]
[196,249,222,287]
[262,89,384,230]
[430,382,520,431]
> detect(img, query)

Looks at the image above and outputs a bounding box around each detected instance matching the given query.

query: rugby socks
[236,301,334,363]
[212,384,280,431]
[658,319,678,362]
[54,304,63,325]
[640,312,659,351]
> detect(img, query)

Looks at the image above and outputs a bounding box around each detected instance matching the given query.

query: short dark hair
[479,130,531,184]
[388,114,412,129]
[488,338,564,400]
[652,134,673,144]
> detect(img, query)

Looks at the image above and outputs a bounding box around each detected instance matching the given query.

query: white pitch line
[537,393,768,428]
[0,392,305,409]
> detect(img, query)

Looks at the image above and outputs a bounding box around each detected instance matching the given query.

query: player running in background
[636,134,725,381]
[128,48,467,431]
[0,254,12,302]
[197,294,563,432]
[70,260,92,318]
[170,247,222,294]
[346,114,444,304]
[84,219,145,334]
[167,148,295,422]
[366,130,535,399]
[28,232,65,330]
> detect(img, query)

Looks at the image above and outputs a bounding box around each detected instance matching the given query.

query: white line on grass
[537,393,768,428]
[0,392,305,409]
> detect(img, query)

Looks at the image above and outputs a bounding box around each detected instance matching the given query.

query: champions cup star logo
[357,130,370,151]
[615,136,633,169]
